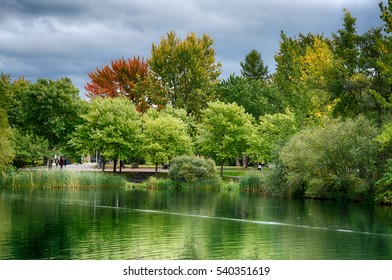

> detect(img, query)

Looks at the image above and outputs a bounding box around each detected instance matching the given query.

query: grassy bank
[132,176,241,192]
[0,170,128,189]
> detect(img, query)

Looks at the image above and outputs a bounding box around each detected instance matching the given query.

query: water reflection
[0,188,392,259]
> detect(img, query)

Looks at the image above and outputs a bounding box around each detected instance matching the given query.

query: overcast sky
[0,0,386,96]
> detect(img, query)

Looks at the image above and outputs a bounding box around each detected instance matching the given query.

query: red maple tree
[85,56,154,112]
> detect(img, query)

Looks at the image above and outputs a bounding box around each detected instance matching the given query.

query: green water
[1,188,392,259]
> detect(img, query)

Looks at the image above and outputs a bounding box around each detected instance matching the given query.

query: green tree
[0,74,14,171]
[0,100,15,172]
[249,110,298,163]
[329,10,371,118]
[0,111,14,171]
[10,78,83,166]
[218,75,283,119]
[141,111,193,174]
[144,104,196,136]
[0,74,13,112]
[240,49,269,80]
[380,0,392,33]
[149,31,222,117]
[328,8,392,125]
[332,9,359,75]
[12,131,48,168]
[71,97,141,173]
[376,120,392,151]
[197,101,255,176]
[274,32,333,124]
[358,27,392,125]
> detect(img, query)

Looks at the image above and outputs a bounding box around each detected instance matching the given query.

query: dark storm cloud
[0,0,385,96]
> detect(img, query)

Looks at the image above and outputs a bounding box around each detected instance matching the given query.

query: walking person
[59,156,64,169]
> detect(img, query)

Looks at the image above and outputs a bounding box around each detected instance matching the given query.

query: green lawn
[103,163,260,177]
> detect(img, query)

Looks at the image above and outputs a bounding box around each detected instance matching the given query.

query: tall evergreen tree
[240,49,269,80]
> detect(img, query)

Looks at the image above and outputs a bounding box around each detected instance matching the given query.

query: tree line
[1,1,392,202]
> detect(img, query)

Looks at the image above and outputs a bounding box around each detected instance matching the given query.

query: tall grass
[0,170,127,189]
[239,172,266,192]
[143,176,224,190]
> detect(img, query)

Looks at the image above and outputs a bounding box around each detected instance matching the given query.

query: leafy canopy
[71,97,141,162]
[140,110,193,170]
[10,77,83,154]
[280,117,379,199]
[149,31,221,117]
[197,101,255,176]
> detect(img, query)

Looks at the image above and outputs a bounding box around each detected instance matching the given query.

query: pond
[1,188,392,259]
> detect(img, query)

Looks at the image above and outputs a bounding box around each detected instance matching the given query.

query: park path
[52,162,168,173]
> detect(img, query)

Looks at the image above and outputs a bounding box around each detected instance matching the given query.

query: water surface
[1,188,391,259]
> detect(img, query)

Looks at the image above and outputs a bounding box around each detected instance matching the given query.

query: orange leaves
[85,56,150,111]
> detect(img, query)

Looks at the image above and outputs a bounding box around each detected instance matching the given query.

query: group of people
[55,156,67,168]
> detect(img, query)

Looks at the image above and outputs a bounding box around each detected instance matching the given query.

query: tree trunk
[113,159,117,173]
[48,158,53,170]
[235,157,241,166]
[155,163,159,176]
[101,159,106,172]
[220,159,224,177]
[119,160,122,173]
[242,154,248,168]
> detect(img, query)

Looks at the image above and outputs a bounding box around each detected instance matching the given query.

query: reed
[239,172,266,192]
[142,176,227,191]
[0,170,127,189]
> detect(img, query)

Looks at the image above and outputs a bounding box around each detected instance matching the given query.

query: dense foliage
[280,117,379,200]
[168,155,216,182]
[149,31,222,118]
[196,101,255,176]
[140,110,193,174]
[70,97,141,173]
[2,1,392,203]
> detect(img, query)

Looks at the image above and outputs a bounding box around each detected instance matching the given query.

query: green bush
[375,159,392,204]
[279,117,379,200]
[375,190,392,204]
[262,161,293,197]
[168,155,217,182]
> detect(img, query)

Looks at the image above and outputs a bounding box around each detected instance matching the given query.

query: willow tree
[149,31,221,118]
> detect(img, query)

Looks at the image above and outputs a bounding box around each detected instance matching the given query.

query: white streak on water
[131,208,392,238]
[81,203,392,237]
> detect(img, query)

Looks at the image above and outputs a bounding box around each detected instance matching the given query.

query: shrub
[168,155,217,182]
[279,117,379,200]
[375,190,392,204]
[375,159,392,204]
[262,161,292,197]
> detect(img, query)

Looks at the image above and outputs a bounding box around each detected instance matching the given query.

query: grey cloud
[0,0,385,96]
